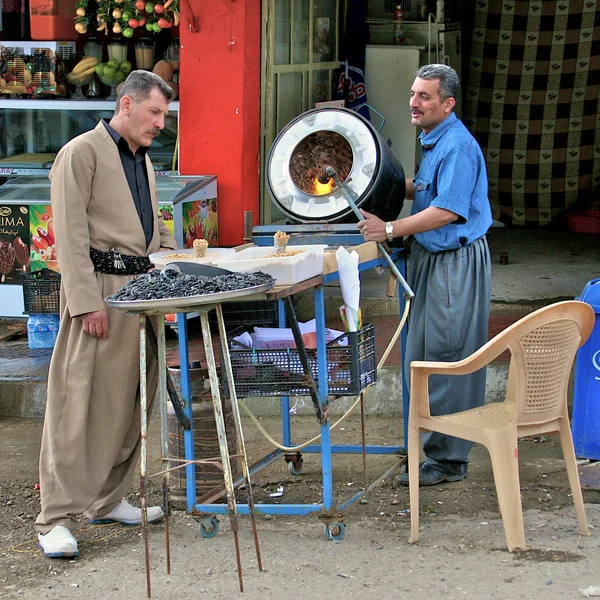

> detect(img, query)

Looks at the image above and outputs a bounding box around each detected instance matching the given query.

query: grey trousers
[404,236,491,467]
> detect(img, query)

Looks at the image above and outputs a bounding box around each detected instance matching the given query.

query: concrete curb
[0,362,511,419]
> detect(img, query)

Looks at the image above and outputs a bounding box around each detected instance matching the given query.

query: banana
[71,56,100,75]
[79,65,98,77]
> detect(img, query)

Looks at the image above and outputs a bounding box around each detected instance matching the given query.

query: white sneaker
[89,499,164,526]
[38,525,79,558]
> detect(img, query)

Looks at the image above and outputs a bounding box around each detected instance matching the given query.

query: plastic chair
[407,300,595,551]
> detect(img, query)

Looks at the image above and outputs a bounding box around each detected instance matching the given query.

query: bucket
[29,0,78,41]
[266,107,406,223]
[167,365,239,509]
[26,313,60,349]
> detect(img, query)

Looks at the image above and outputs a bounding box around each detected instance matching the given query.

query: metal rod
[157,317,171,575]
[243,211,254,243]
[176,313,196,513]
[314,285,333,510]
[337,456,407,512]
[199,310,244,593]
[323,166,414,299]
[145,320,191,430]
[283,297,325,423]
[216,304,263,572]
[360,391,368,491]
[139,316,152,598]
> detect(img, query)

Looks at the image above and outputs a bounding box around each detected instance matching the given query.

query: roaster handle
[362,104,386,133]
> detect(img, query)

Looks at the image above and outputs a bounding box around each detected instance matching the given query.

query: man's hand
[357,209,387,243]
[81,310,109,340]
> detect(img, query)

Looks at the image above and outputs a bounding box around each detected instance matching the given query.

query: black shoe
[396,461,467,486]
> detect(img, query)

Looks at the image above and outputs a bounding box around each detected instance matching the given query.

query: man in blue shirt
[358,64,492,486]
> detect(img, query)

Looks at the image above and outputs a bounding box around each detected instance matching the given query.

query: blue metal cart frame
[176,229,409,539]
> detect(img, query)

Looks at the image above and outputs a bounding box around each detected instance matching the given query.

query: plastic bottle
[394,3,404,45]
[27,313,60,349]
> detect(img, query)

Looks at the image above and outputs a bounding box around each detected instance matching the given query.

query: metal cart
[179,229,410,541]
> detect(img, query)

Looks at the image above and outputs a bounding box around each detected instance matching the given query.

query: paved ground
[1,415,600,599]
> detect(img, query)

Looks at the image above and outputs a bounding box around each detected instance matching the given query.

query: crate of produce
[228,323,376,397]
[21,269,61,314]
[0,42,75,96]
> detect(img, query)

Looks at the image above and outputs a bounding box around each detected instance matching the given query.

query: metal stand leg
[216,304,263,572]
[199,310,244,593]
[156,317,171,574]
[139,316,152,598]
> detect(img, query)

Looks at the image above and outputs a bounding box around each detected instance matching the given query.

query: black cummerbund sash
[90,247,152,275]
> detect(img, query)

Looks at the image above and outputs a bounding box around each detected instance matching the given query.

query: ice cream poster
[158,204,175,238]
[29,204,58,274]
[182,198,218,248]
[0,205,30,284]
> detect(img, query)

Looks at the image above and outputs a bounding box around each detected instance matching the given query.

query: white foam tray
[149,248,235,269]
[215,245,328,286]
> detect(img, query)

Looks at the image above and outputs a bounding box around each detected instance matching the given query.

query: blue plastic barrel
[572,278,600,460]
[26,313,60,349]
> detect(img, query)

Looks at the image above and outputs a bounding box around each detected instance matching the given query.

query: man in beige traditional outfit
[35,71,177,557]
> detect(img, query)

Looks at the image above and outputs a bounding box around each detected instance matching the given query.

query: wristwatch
[385,221,394,243]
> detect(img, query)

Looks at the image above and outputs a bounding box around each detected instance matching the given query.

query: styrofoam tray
[149,247,235,269]
[215,245,328,286]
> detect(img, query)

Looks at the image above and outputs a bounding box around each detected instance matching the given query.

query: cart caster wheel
[288,458,303,476]
[324,522,346,541]
[199,516,219,539]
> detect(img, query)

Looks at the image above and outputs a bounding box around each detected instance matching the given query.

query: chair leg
[488,434,526,552]
[408,423,421,544]
[557,420,590,536]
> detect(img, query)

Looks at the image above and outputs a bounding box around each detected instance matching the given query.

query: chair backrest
[502,301,595,426]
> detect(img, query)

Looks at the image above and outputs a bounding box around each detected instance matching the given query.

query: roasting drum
[266,108,406,223]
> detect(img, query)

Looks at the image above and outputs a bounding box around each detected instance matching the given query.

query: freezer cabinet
[0,174,218,317]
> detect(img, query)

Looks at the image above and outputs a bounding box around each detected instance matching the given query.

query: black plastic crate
[229,323,376,397]
[221,300,279,328]
[21,269,61,314]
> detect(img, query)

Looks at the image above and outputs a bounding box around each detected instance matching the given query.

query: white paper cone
[336,246,361,332]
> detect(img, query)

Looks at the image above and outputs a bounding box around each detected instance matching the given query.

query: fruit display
[152,59,178,99]
[95,58,133,86]
[74,0,180,37]
[0,47,61,97]
[65,55,100,85]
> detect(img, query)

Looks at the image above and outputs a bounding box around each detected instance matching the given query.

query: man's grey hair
[415,64,460,101]
[114,70,174,114]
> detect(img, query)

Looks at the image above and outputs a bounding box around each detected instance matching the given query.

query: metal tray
[105,281,274,312]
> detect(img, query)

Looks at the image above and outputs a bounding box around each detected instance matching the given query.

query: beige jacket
[49,120,176,317]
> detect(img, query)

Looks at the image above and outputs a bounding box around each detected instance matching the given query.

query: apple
[119,60,132,74]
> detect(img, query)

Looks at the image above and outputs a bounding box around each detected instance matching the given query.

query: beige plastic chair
[407,300,595,551]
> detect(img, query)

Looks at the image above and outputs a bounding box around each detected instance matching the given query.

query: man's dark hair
[114,70,174,114]
[415,64,460,101]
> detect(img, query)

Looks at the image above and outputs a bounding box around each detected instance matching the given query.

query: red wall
[179,0,261,247]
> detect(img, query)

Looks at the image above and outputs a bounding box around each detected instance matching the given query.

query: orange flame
[313,176,334,195]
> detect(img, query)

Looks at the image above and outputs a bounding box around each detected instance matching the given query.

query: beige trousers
[35,274,158,534]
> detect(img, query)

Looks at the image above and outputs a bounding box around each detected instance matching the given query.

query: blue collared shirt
[411,112,492,253]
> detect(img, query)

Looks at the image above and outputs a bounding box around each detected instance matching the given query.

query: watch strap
[385,221,394,243]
